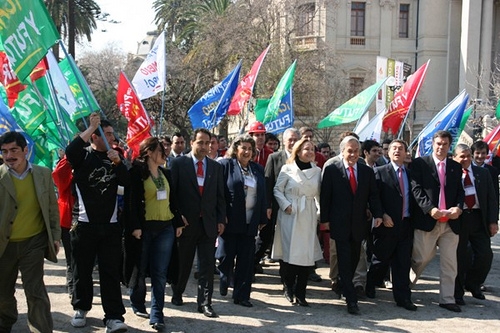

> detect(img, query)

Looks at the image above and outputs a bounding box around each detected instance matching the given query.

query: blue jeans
[130,223,175,325]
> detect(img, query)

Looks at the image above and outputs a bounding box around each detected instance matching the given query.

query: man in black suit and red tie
[169,128,226,318]
[452,144,498,305]
[366,139,417,311]
[320,136,383,315]
[410,130,464,312]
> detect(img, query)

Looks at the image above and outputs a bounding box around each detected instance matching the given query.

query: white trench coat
[271,162,322,266]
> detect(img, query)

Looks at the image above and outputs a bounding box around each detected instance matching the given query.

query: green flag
[263,61,296,124]
[59,57,99,120]
[458,106,473,133]
[0,0,60,81]
[496,100,500,120]
[11,85,46,135]
[317,79,387,129]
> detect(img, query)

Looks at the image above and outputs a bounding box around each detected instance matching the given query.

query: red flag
[227,45,270,115]
[29,57,49,82]
[483,124,500,160]
[0,51,26,107]
[382,60,430,134]
[117,71,151,159]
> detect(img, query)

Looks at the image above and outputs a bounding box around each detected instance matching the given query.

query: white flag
[132,31,166,100]
[46,50,79,117]
[356,109,385,142]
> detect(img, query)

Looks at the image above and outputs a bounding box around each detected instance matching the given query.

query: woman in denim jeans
[123,137,180,331]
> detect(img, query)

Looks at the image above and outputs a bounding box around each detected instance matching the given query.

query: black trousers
[282,262,312,300]
[454,210,493,298]
[336,239,361,303]
[172,217,216,306]
[367,223,412,303]
[71,223,125,323]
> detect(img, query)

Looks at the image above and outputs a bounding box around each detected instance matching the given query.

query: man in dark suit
[452,144,498,305]
[471,140,500,202]
[320,136,383,315]
[366,139,417,310]
[170,128,226,318]
[254,128,299,274]
[410,130,464,312]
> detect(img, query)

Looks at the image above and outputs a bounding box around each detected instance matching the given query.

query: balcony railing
[350,37,365,45]
[293,35,319,49]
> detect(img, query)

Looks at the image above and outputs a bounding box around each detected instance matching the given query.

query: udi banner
[227,45,270,115]
[0,39,25,107]
[132,31,166,100]
[117,72,151,159]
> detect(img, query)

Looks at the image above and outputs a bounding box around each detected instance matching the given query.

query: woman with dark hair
[122,137,179,331]
[271,137,322,306]
[217,134,268,307]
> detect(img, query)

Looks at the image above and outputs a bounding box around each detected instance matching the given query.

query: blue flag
[255,89,294,135]
[417,90,469,156]
[0,98,35,162]
[188,61,242,129]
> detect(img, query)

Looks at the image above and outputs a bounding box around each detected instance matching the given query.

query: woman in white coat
[271,138,322,306]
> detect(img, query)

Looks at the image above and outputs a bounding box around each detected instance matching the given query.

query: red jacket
[254,146,274,168]
[52,157,75,229]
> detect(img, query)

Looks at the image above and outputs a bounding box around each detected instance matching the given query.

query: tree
[45,0,101,58]
[77,44,127,136]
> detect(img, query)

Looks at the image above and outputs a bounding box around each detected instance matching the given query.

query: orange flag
[116,71,151,159]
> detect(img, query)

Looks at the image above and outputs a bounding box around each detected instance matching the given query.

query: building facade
[272,0,500,136]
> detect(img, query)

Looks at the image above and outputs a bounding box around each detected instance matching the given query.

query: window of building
[399,4,409,38]
[351,2,365,37]
[350,77,364,96]
[296,3,315,36]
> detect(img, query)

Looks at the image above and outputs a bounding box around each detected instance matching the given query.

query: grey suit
[170,153,226,306]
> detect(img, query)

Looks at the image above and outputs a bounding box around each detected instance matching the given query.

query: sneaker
[71,309,87,328]
[105,319,128,333]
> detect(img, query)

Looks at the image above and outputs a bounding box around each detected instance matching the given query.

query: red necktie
[197,160,204,195]
[398,167,406,218]
[348,166,357,194]
[463,169,476,209]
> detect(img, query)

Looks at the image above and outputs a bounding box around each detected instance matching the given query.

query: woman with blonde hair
[271,137,322,306]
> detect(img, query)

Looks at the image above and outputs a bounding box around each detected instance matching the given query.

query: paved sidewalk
[11,235,500,332]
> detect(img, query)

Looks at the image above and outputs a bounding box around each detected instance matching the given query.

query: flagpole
[158,29,167,137]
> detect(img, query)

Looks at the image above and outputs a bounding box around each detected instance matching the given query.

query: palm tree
[153,0,232,50]
[45,0,101,58]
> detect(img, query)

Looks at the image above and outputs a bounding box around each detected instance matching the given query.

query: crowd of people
[0,113,498,332]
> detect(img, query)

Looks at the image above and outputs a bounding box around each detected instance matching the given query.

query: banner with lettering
[188,61,241,129]
[132,31,166,100]
[254,88,294,135]
[0,0,60,81]
[117,71,151,159]
[263,60,296,124]
[0,39,25,107]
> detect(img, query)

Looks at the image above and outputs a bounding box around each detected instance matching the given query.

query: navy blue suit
[217,159,267,302]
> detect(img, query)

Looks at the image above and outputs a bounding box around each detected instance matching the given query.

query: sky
[75,0,157,57]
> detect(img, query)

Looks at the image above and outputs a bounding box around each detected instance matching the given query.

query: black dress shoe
[455,298,466,306]
[134,310,150,318]
[151,323,165,331]
[396,300,417,311]
[198,305,218,318]
[220,278,228,296]
[254,263,264,274]
[365,287,376,299]
[308,272,322,282]
[439,303,462,312]
[284,287,294,303]
[295,298,309,307]
[171,296,183,306]
[234,299,253,307]
[470,289,486,300]
[347,302,360,315]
